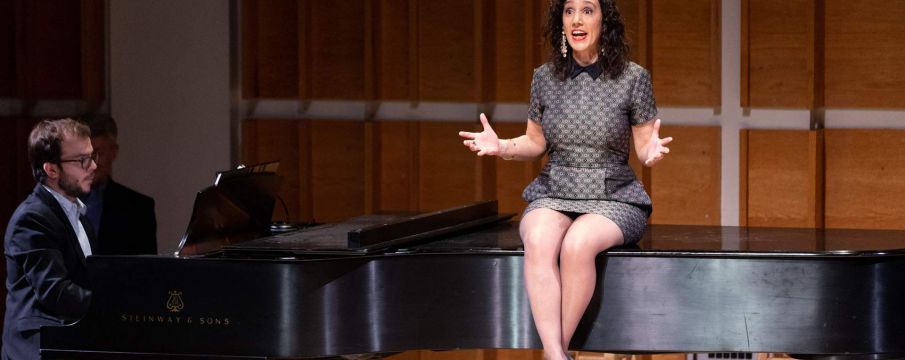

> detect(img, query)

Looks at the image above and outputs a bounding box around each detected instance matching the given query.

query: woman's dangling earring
[561,30,568,58]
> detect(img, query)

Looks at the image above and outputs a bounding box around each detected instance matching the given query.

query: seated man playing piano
[3,119,95,360]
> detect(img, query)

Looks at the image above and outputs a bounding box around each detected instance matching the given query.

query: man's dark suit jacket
[2,185,94,360]
[93,179,157,255]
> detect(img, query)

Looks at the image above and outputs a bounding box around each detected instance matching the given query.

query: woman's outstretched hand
[643,119,673,166]
[459,113,500,156]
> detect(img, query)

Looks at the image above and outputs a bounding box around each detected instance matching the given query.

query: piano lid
[175,163,281,258]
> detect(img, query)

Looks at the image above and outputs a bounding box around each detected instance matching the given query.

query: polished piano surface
[41,202,905,359]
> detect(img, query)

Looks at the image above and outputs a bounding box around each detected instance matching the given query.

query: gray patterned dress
[522,61,656,245]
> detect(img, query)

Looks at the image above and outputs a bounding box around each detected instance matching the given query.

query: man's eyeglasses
[57,153,98,170]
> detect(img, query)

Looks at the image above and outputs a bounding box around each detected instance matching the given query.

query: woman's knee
[560,217,623,259]
[520,210,570,255]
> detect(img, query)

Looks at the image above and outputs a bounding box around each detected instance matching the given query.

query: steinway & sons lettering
[120,314,232,326]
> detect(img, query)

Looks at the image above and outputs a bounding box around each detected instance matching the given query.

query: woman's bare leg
[558,214,624,350]
[520,208,573,360]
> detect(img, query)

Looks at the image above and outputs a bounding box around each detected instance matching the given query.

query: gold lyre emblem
[166,290,185,313]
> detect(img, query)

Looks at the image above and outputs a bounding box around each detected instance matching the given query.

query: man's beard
[59,171,89,198]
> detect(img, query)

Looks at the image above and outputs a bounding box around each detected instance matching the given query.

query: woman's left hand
[642,119,673,166]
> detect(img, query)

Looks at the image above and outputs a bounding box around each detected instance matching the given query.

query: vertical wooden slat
[476,0,495,103]
[618,0,639,66]
[0,0,17,97]
[532,0,548,68]
[308,1,366,100]
[740,0,749,108]
[640,0,653,71]
[15,0,26,97]
[497,0,533,102]
[375,121,420,212]
[375,0,411,100]
[240,0,258,98]
[249,0,298,98]
[310,120,366,222]
[80,0,104,107]
[408,0,419,102]
[418,1,475,102]
[710,0,721,109]
[419,122,481,211]
[809,0,825,112]
[297,120,313,222]
[22,0,82,99]
[738,129,749,227]
[617,0,653,70]
[809,130,825,228]
[297,0,310,100]
[522,0,536,94]
[364,121,376,214]
[364,0,376,102]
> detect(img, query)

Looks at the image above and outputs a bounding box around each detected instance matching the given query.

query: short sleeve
[527,67,545,123]
[630,67,657,125]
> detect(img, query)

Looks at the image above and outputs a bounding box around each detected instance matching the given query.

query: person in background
[3,119,96,360]
[79,115,157,255]
[459,0,672,358]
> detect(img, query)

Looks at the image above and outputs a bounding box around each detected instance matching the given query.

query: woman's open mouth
[571,30,588,42]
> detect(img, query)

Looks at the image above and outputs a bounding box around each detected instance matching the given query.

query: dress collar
[569,58,603,80]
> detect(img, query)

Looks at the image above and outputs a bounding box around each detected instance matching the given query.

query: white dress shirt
[43,185,92,257]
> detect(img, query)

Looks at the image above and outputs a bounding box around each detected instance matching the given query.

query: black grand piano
[41,169,905,359]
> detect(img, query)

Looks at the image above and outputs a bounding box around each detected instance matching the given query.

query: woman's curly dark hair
[545,0,630,81]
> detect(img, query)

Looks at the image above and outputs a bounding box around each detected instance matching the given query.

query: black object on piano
[175,162,283,257]
[41,181,905,359]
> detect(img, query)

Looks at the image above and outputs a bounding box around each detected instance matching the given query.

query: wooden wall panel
[0,118,43,236]
[825,130,905,230]
[386,350,488,360]
[744,0,811,108]
[308,1,366,100]
[418,1,476,102]
[740,130,823,228]
[0,0,15,97]
[375,0,412,100]
[619,0,649,69]
[493,122,544,217]
[825,2,905,108]
[14,119,38,199]
[241,0,298,98]
[21,0,83,99]
[241,119,308,223]
[531,0,548,68]
[1,119,23,236]
[375,121,420,211]
[309,120,366,222]
[80,0,105,106]
[651,0,719,107]
[494,0,532,102]
[418,121,491,211]
[649,126,721,226]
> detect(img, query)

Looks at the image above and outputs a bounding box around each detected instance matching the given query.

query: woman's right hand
[458,113,500,156]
